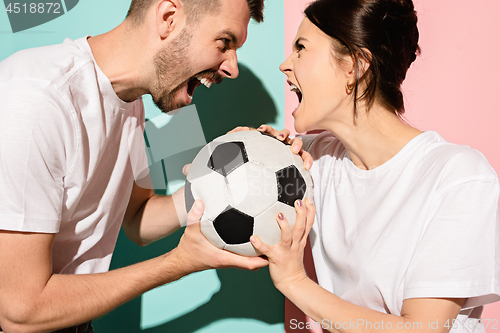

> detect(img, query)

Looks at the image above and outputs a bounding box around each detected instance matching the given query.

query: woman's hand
[228,125,313,170]
[250,198,316,292]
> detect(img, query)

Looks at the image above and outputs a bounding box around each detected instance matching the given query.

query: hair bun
[383,0,420,65]
[399,0,415,11]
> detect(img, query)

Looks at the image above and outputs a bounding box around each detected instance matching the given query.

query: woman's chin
[293,120,309,134]
[292,106,306,134]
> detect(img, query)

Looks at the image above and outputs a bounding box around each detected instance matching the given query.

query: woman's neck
[325,104,422,170]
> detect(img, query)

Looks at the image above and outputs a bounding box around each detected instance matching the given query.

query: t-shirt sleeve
[404,150,500,309]
[297,134,318,152]
[0,80,70,233]
[299,132,346,163]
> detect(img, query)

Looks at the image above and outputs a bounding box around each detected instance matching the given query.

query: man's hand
[171,200,269,274]
[228,125,313,170]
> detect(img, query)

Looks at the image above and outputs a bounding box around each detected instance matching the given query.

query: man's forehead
[218,0,251,28]
[219,0,251,16]
[192,0,250,46]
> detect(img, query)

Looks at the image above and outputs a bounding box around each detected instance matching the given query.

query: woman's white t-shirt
[302,131,500,332]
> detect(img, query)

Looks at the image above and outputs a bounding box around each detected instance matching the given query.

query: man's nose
[218,50,239,79]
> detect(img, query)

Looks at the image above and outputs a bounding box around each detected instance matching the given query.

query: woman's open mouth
[290,82,302,104]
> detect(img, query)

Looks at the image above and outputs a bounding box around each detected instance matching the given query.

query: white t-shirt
[0,37,145,274]
[302,131,500,332]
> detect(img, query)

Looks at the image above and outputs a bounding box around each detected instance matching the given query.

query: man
[0,0,307,332]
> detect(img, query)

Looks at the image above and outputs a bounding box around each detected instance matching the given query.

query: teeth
[196,76,212,89]
[290,84,301,93]
[188,94,193,100]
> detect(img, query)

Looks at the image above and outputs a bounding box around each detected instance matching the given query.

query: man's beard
[152,28,194,114]
[151,27,225,115]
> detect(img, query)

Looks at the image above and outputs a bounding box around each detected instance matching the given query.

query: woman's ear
[343,53,357,90]
[345,49,372,80]
[356,48,372,80]
[344,48,371,93]
[156,0,184,39]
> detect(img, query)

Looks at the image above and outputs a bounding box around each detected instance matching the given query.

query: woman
[251,0,500,332]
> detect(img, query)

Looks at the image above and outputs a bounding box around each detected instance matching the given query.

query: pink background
[283,0,500,332]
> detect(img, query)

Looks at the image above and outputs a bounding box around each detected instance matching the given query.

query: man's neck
[87,22,151,102]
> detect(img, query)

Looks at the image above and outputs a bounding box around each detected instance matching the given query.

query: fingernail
[297,200,303,207]
[278,213,284,220]
[250,236,256,243]
[305,162,312,170]
[278,134,285,139]
[258,126,263,130]
[292,145,300,153]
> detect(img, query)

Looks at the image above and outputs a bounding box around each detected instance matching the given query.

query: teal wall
[1,1,286,332]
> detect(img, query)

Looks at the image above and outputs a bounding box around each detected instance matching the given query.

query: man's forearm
[123,187,187,246]
[1,202,269,333]
[1,250,186,333]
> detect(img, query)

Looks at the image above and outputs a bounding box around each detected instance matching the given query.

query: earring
[346,81,354,94]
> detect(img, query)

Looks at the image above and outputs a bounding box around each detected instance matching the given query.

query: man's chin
[153,94,188,115]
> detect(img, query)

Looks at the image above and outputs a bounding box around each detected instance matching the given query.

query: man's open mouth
[187,74,220,100]
[187,75,210,100]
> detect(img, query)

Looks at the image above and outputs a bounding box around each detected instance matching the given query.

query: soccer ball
[185,130,313,256]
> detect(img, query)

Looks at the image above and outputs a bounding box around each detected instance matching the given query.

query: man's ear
[156,0,184,39]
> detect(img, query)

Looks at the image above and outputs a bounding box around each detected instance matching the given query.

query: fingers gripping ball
[185,131,314,256]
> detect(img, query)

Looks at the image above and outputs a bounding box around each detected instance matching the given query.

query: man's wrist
[161,248,195,282]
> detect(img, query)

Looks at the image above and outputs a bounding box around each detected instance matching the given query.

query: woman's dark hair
[305,0,420,116]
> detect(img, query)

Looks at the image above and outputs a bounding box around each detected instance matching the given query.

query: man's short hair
[126,0,264,25]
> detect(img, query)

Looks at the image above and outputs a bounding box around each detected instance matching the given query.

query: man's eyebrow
[218,30,239,46]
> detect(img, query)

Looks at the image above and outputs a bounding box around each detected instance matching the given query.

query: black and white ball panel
[185,130,314,256]
[188,171,228,221]
[254,201,297,248]
[293,159,314,189]
[276,165,306,207]
[224,241,259,257]
[208,141,248,177]
[226,162,278,217]
[186,141,220,183]
[243,134,294,173]
[200,216,226,249]
[213,207,254,245]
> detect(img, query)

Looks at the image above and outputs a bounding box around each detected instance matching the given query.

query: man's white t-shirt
[302,131,500,332]
[0,37,144,274]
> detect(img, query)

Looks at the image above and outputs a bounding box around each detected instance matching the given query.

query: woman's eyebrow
[294,37,308,49]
